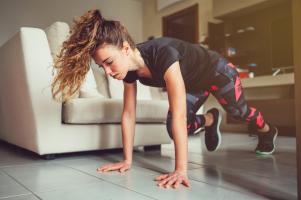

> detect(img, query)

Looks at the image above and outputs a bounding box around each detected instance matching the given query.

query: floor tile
[0,142,45,167]
[53,157,160,183]
[1,163,100,193]
[56,156,266,199]
[0,170,30,198]
[0,194,40,200]
[110,171,266,200]
[36,180,153,200]
[0,132,296,200]
[188,165,297,200]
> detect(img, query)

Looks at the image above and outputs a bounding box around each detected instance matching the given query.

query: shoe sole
[193,127,204,135]
[205,109,222,152]
[256,128,278,155]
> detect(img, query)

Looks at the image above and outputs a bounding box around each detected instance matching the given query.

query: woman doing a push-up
[52,9,278,189]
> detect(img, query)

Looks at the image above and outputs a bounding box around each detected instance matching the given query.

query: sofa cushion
[62,98,169,124]
[45,21,104,98]
[44,21,69,59]
[90,61,110,98]
[108,76,152,100]
[79,66,104,98]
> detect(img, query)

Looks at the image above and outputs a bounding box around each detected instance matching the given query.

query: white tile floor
[0,132,297,200]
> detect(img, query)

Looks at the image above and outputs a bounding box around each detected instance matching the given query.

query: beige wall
[212,0,267,17]
[0,0,143,47]
[292,0,301,197]
[142,0,217,42]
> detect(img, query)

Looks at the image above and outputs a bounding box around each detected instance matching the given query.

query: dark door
[208,22,225,54]
[162,4,199,43]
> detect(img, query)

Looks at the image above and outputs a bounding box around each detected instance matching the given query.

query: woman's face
[93,44,131,80]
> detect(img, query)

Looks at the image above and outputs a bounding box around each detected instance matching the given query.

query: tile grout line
[1,170,42,200]
[187,175,266,198]
[54,162,159,200]
[0,160,52,169]
[0,194,37,200]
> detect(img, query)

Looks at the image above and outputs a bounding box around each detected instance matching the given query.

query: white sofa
[0,23,171,158]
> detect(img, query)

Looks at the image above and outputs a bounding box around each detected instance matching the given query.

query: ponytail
[51,9,135,102]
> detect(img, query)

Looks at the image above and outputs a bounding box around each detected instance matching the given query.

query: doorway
[162,4,199,43]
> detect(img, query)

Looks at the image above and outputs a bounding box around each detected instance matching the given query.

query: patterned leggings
[166,57,266,139]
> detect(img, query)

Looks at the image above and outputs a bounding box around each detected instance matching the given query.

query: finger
[173,180,181,189]
[96,165,107,171]
[103,163,124,172]
[97,165,110,172]
[157,179,169,187]
[155,174,169,181]
[182,178,190,187]
[157,175,175,187]
[103,166,118,172]
[102,165,116,172]
[165,177,177,188]
[119,166,129,173]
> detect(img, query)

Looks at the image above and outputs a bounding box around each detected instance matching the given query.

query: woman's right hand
[96,160,131,173]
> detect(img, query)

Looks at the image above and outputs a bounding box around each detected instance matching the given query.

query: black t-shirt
[123,37,221,93]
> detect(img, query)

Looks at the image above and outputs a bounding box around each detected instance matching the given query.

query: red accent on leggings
[211,85,218,91]
[218,98,228,105]
[247,107,256,122]
[234,77,242,101]
[256,112,265,128]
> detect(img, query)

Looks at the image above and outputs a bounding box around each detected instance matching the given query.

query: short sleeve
[154,46,180,77]
[123,71,138,83]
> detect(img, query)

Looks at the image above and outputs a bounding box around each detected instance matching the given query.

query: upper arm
[163,61,186,118]
[123,81,137,115]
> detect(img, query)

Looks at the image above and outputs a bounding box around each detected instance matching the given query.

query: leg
[211,60,278,154]
[166,91,209,139]
[210,66,266,131]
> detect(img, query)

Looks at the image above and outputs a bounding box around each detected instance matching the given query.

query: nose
[103,66,112,76]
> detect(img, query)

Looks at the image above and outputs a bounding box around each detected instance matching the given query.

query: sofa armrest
[0,27,61,151]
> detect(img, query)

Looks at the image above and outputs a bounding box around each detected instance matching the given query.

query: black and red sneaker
[204,108,222,151]
[255,125,278,155]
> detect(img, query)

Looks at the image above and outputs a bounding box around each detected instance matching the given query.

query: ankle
[257,124,270,133]
[204,113,214,127]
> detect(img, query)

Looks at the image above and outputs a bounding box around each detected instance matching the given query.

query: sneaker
[255,125,278,155]
[204,108,222,151]
[187,115,204,136]
[193,127,204,135]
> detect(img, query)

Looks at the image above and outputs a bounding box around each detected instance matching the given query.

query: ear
[122,41,130,55]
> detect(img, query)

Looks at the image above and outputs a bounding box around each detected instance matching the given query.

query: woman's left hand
[155,170,190,189]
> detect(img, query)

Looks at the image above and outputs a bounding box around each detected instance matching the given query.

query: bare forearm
[121,113,136,164]
[171,116,188,172]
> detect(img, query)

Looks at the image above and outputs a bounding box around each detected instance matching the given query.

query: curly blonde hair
[51,9,135,102]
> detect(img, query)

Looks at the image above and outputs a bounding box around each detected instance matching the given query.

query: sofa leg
[143,145,161,152]
[42,154,56,160]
